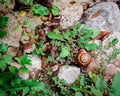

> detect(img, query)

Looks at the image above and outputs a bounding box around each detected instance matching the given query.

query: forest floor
[1,0,120,96]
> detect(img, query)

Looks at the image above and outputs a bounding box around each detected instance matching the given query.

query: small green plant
[0,43,12,72]
[109,48,120,61]
[21,0,33,6]
[46,56,57,63]
[0,74,50,96]
[15,53,32,73]
[51,4,59,16]
[59,45,71,58]
[0,16,9,38]
[47,24,99,59]
[110,71,120,96]
[71,75,108,96]
[0,0,10,5]
[107,38,118,49]
[32,4,49,16]
[52,76,70,95]
[32,3,59,16]
[33,41,46,56]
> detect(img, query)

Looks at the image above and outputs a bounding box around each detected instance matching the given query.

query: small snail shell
[77,49,91,66]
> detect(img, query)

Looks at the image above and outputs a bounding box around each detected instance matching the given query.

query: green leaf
[0,43,8,54]
[0,54,12,72]
[0,90,7,96]
[91,29,100,38]
[110,72,120,96]
[70,85,80,91]
[32,4,49,16]
[47,32,65,41]
[51,4,59,16]
[73,24,81,36]
[108,38,119,48]
[0,30,7,38]
[59,45,70,58]
[95,75,107,90]
[80,76,86,86]
[23,20,30,26]
[13,25,19,32]
[0,16,8,29]
[91,87,102,96]
[63,29,73,40]
[16,53,32,66]
[11,78,21,87]
[85,43,98,51]
[15,57,21,64]
[4,54,12,64]
[21,0,33,5]
[75,92,83,96]
[22,87,29,96]
[9,66,18,73]
[20,67,29,73]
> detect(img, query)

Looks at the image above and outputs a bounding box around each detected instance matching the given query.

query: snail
[77,49,91,66]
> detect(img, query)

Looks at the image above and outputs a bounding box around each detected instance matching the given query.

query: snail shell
[77,49,91,66]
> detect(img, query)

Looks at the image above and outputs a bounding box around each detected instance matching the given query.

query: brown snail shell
[77,49,91,66]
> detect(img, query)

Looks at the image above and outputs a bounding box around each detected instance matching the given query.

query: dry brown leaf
[91,11,100,18]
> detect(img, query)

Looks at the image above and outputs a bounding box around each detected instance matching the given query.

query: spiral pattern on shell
[77,49,91,66]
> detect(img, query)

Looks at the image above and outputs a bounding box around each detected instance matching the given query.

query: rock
[7,47,19,57]
[51,65,59,72]
[27,55,41,70]
[58,65,80,85]
[84,2,120,32]
[103,64,120,81]
[10,61,21,69]
[53,0,92,9]
[59,3,83,28]
[0,13,22,47]
[19,71,29,80]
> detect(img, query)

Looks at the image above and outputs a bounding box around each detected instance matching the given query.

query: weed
[109,48,120,61]
[15,53,32,73]
[33,41,46,56]
[0,16,9,38]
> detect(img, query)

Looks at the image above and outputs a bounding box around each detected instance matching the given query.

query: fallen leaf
[20,11,26,17]
[93,31,110,40]
[91,11,100,18]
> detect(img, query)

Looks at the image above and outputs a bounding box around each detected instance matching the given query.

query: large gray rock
[60,3,83,28]
[85,2,120,32]
[53,0,92,9]
[58,65,80,85]
[54,0,85,29]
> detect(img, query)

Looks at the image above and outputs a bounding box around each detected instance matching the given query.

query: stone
[18,71,29,80]
[27,55,41,70]
[59,3,83,28]
[53,0,92,9]
[84,2,120,32]
[7,47,19,57]
[103,64,120,81]
[58,65,80,85]
[0,13,22,47]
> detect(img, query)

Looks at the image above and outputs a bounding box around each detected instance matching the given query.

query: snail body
[77,49,91,66]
